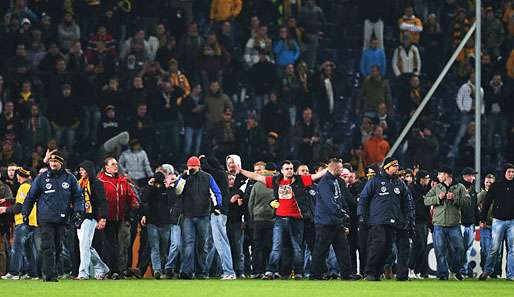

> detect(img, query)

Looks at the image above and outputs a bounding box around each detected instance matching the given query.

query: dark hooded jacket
[200,156,230,215]
[79,161,108,221]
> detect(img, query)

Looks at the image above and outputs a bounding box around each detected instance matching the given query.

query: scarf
[79,177,93,214]
[21,91,32,102]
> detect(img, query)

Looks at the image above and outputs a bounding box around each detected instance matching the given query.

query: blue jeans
[326,245,340,275]
[206,214,235,277]
[267,217,304,274]
[460,224,475,274]
[484,219,514,279]
[10,224,38,276]
[480,227,502,276]
[165,224,182,271]
[433,225,464,278]
[180,216,210,276]
[77,219,109,278]
[147,224,171,273]
[183,127,203,158]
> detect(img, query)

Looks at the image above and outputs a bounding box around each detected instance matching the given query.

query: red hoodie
[97,171,139,221]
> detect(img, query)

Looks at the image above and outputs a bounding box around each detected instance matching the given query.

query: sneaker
[195,274,208,280]
[341,274,362,281]
[58,274,71,280]
[250,274,263,279]
[384,268,393,279]
[73,276,88,280]
[238,274,246,279]
[365,275,380,281]
[165,269,177,279]
[43,277,58,282]
[438,276,448,281]
[154,271,161,280]
[221,275,236,280]
[20,274,32,280]
[2,273,20,280]
[479,272,489,281]
[132,268,143,279]
[95,274,107,280]
[408,270,416,279]
[262,272,274,280]
[111,273,120,280]
[293,274,303,280]
[454,273,464,281]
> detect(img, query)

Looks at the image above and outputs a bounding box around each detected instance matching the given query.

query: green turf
[0,279,513,297]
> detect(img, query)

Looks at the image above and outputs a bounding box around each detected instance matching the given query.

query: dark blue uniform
[357,173,414,280]
[23,169,84,281]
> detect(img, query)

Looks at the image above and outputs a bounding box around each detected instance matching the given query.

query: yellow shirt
[15,183,37,226]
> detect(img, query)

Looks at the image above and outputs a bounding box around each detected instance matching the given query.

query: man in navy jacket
[310,158,361,280]
[357,157,414,281]
[23,151,84,282]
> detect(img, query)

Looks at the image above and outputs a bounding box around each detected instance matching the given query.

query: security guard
[23,152,84,282]
[357,157,414,281]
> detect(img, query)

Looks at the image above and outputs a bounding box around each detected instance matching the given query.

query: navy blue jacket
[23,169,85,225]
[357,173,414,228]
[314,172,351,226]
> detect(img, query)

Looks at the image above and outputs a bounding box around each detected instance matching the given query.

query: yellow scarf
[79,177,93,214]
[21,91,32,102]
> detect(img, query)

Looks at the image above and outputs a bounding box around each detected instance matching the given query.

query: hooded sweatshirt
[78,160,108,220]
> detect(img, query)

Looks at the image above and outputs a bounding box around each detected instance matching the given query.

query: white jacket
[392,45,421,77]
[456,81,485,113]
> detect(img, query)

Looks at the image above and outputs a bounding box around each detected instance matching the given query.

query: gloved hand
[71,212,83,229]
[269,200,280,209]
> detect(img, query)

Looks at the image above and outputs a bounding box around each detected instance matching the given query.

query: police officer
[357,157,414,281]
[23,152,84,282]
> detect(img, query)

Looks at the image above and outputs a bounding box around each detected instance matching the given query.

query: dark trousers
[251,221,273,275]
[103,221,131,274]
[311,224,352,278]
[358,221,368,274]
[347,224,359,274]
[227,221,243,275]
[366,224,409,279]
[408,223,428,275]
[40,223,65,280]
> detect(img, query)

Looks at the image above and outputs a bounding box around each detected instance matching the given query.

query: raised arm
[311,168,328,181]
[238,168,267,184]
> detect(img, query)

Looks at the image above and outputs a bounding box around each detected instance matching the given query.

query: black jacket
[79,161,108,220]
[481,179,514,222]
[142,184,177,226]
[411,182,430,225]
[200,157,229,215]
[459,179,479,226]
[181,169,222,218]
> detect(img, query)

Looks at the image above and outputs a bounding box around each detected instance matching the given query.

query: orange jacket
[210,0,242,22]
[363,136,390,165]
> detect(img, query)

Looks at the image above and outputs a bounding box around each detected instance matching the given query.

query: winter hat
[382,157,399,170]
[49,151,64,165]
[187,156,201,167]
[16,166,31,178]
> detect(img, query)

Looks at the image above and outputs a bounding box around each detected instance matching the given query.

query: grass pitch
[0,279,512,297]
